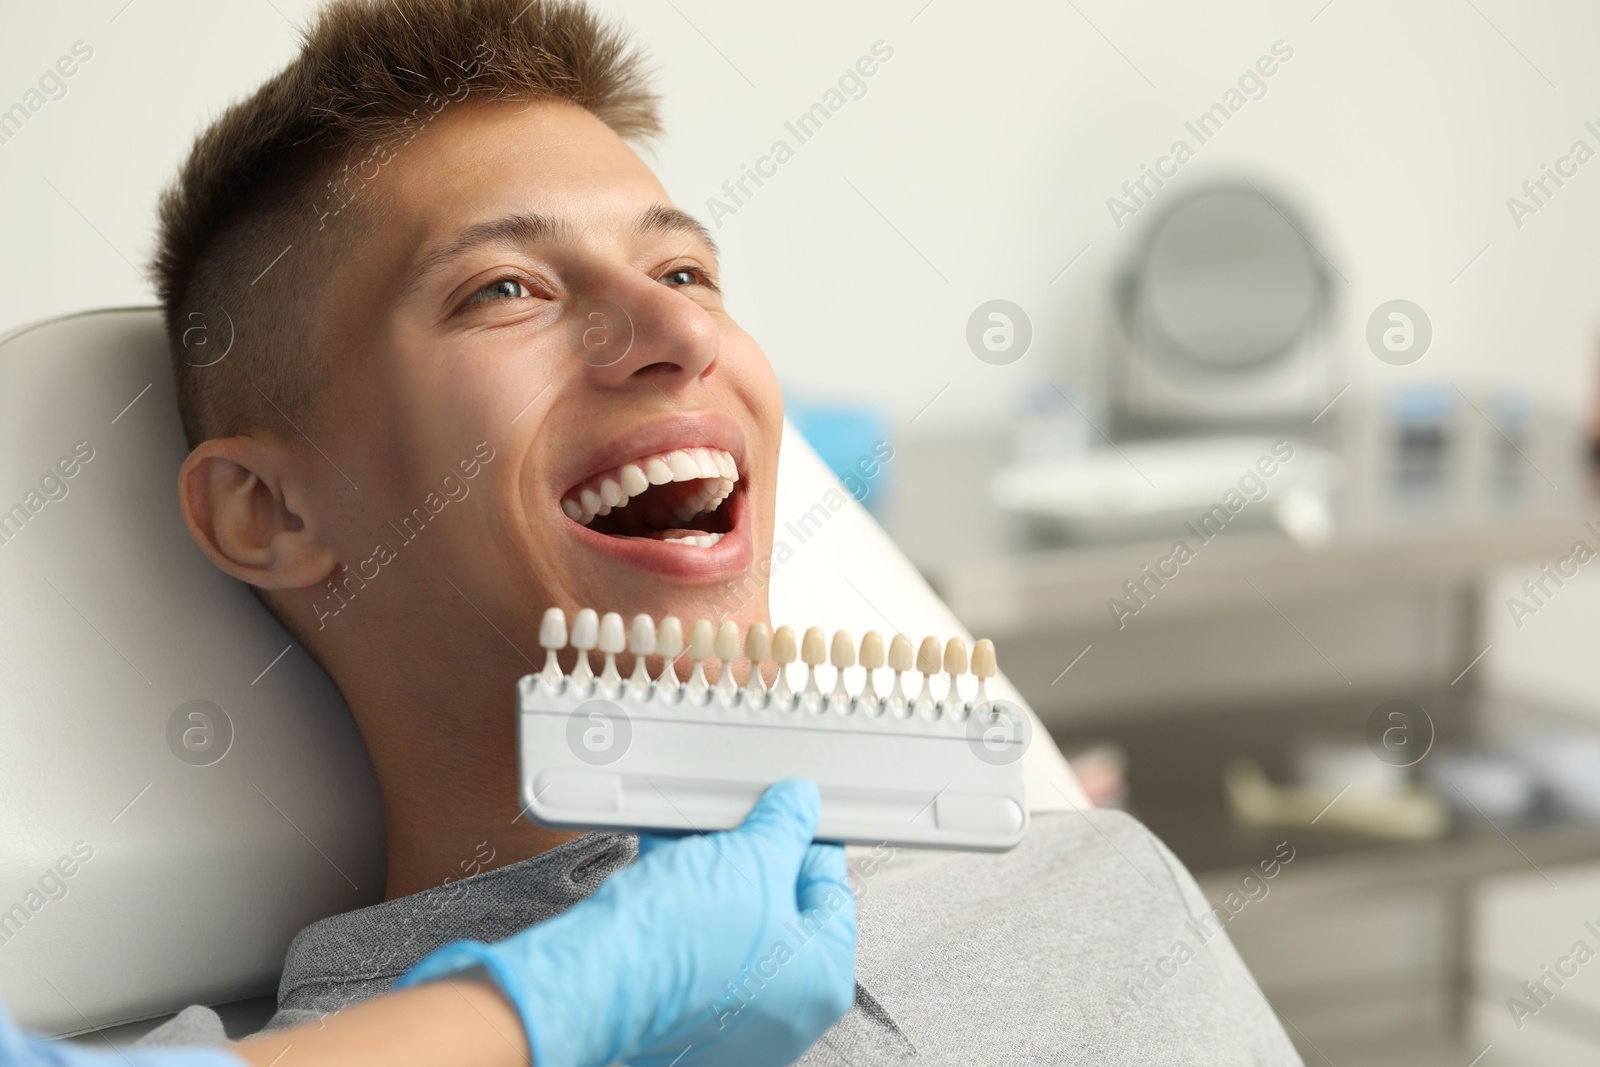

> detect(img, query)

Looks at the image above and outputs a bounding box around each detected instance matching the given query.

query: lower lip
[563,483,754,581]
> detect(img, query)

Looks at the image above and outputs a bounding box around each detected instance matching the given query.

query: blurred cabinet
[1472,862,1600,1063]
[1195,871,1455,1046]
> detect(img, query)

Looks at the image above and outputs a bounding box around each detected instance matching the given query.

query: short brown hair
[151,0,660,447]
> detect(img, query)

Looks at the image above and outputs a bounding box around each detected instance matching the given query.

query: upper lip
[558,410,747,498]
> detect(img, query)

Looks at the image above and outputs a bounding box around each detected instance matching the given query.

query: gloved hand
[396,777,857,1067]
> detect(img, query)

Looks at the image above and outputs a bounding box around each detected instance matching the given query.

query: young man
[146,0,1303,1061]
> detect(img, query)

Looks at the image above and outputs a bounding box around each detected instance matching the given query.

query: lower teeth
[659,532,724,548]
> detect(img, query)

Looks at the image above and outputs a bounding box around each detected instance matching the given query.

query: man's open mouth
[560,447,740,547]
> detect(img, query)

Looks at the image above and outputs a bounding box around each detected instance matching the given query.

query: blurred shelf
[886,411,1600,637]
[932,517,1589,637]
[1049,693,1600,889]
[1188,810,1600,894]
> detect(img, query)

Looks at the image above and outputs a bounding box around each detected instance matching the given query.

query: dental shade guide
[517,610,1031,851]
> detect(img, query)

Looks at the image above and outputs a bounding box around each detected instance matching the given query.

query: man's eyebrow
[636,204,718,259]
[400,204,717,298]
[401,211,567,296]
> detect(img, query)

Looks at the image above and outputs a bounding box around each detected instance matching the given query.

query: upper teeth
[562,447,739,526]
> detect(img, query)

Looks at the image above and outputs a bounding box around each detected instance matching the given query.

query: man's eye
[465,278,531,306]
[660,267,708,288]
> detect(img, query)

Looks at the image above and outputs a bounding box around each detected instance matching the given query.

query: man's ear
[178,434,339,590]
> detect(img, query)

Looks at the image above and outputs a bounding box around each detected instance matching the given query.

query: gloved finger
[794,842,856,934]
[734,777,822,854]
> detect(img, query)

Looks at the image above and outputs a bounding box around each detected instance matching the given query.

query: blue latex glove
[397,777,856,1067]
[0,1002,240,1067]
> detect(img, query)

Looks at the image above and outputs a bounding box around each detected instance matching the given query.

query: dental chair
[0,308,1086,1041]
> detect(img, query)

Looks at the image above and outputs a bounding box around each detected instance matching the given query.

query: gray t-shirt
[140,810,1303,1065]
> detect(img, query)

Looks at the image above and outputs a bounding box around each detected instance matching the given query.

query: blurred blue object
[1489,387,1532,431]
[784,392,893,516]
[1387,382,1455,454]
[1387,382,1456,427]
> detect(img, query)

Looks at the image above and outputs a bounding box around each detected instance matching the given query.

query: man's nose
[568,273,717,391]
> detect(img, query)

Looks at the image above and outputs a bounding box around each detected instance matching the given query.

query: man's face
[308,99,782,637]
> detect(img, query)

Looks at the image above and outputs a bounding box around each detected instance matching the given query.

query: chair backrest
[0,308,1081,1035]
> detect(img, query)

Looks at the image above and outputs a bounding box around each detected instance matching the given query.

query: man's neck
[326,602,584,900]
[371,713,583,899]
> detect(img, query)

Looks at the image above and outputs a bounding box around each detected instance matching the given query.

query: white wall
[4,0,1599,430]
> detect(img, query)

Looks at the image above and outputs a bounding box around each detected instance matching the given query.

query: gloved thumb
[736,777,823,854]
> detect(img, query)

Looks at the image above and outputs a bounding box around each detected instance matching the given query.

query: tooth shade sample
[539,608,568,649]
[801,627,827,667]
[771,626,797,665]
[829,629,854,705]
[972,637,996,707]
[770,625,797,702]
[715,621,741,662]
[629,614,656,655]
[685,618,714,697]
[943,637,968,676]
[972,639,996,679]
[539,608,567,686]
[943,636,968,708]
[569,609,599,684]
[598,612,626,654]
[657,616,684,659]
[714,621,741,696]
[860,631,885,671]
[628,614,655,690]
[656,616,684,692]
[571,609,599,650]
[744,622,772,699]
[745,623,772,663]
[687,619,715,660]
[830,630,855,669]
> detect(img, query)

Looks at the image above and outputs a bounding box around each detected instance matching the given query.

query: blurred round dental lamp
[1109,181,1341,435]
